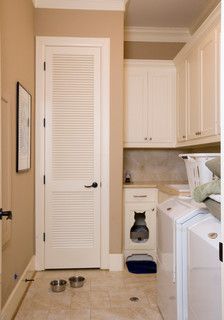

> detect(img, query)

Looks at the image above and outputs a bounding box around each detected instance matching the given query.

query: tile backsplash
[123,149,188,182]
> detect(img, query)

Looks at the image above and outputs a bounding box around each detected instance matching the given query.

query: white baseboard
[109,254,124,271]
[1,255,36,320]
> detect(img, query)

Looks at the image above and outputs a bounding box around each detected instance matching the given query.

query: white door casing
[0,33,2,313]
[221,1,224,317]
[35,37,110,270]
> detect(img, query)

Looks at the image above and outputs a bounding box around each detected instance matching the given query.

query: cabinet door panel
[216,25,221,135]
[177,61,187,142]
[187,49,200,140]
[124,68,148,144]
[148,69,175,144]
[199,30,217,137]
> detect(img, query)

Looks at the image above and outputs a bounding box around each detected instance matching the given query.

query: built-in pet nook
[130,211,149,243]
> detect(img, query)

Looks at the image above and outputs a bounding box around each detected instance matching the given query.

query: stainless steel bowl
[50,279,67,293]
[69,276,85,288]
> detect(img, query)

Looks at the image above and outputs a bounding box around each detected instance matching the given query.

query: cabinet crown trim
[125,26,191,43]
[124,59,175,67]
[34,0,128,11]
[174,3,221,63]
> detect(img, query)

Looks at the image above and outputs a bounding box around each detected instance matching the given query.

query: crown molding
[174,3,221,63]
[124,26,191,43]
[34,0,128,11]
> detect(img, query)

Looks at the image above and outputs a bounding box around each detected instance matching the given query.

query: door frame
[221,0,224,316]
[35,36,110,270]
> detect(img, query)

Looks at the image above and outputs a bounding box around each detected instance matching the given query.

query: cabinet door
[199,29,217,138]
[187,48,200,140]
[148,68,175,144]
[216,24,221,135]
[124,67,148,144]
[176,61,187,142]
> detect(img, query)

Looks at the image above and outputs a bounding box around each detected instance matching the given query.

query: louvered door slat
[45,46,101,269]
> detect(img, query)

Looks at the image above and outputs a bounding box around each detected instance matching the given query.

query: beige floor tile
[70,309,91,320]
[91,306,161,320]
[109,288,149,308]
[15,269,161,320]
[50,292,72,310]
[71,292,91,309]
[47,309,70,320]
[90,290,111,309]
[16,308,49,320]
[91,278,125,290]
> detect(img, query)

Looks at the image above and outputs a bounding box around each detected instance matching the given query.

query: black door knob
[84,182,98,188]
[0,208,12,220]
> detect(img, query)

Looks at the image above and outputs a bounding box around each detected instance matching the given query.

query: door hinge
[219,242,223,262]
[43,175,46,185]
[44,61,46,71]
[43,232,46,242]
[43,118,46,127]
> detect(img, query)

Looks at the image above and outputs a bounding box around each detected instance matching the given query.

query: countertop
[123,181,190,196]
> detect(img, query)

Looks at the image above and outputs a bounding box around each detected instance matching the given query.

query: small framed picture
[16,82,31,172]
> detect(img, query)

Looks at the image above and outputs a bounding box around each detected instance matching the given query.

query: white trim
[1,256,35,320]
[35,36,110,270]
[35,0,127,11]
[221,1,224,317]
[124,26,191,43]
[32,0,37,6]
[174,3,221,64]
[124,59,175,67]
[109,254,124,271]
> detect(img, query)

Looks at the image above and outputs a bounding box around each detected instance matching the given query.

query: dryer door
[188,216,221,320]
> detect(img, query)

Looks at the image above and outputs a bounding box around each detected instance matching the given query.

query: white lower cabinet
[124,188,158,259]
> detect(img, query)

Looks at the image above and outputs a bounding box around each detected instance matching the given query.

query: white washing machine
[157,197,209,320]
[187,215,221,320]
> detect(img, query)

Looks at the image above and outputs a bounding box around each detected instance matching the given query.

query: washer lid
[189,216,221,249]
[158,197,208,223]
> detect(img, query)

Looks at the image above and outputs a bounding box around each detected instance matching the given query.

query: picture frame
[16,82,31,172]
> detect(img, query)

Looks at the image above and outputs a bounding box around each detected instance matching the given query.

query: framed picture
[16,82,31,172]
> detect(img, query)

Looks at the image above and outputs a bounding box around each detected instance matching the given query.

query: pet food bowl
[50,279,67,292]
[69,276,85,288]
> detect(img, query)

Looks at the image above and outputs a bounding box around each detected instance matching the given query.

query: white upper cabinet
[148,68,175,144]
[124,61,176,148]
[199,28,217,138]
[176,61,187,142]
[186,48,200,140]
[124,67,148,144]
[175,5,220,146]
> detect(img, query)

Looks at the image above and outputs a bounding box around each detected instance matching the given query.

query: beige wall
[35,9,124,254]
[124,42,185,60]
[0,0,35,306]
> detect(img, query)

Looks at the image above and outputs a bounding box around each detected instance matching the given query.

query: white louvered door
[44,46,101,269]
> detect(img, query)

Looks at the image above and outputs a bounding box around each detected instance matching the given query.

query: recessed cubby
[130,211,149,243]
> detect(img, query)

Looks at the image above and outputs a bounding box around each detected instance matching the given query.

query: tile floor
[14,269,162,320]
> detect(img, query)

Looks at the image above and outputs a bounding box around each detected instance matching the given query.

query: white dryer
[157,197,209,320]
[187,215,221,320]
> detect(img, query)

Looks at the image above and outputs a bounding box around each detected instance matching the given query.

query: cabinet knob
[149,137,152,141]
[182,135,186,139]
[144,137,148,141]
